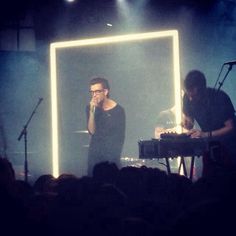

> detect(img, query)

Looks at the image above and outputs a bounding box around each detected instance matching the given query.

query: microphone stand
[209,64,233,139]
[216,64,233,92]
[17,98,43,183]
[208,64,233,161]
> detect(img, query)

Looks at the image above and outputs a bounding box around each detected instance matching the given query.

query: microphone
[90,105,96,113]
[223,60,236,66]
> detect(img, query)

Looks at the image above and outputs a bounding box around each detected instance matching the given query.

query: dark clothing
[183,88,236,132]
[183,87,236,166]
[86,104,125,175]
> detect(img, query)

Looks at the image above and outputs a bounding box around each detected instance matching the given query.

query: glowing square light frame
[50,30,182,177]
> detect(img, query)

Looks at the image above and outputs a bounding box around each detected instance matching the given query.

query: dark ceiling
[0,0,235,46]
[0,0,219,24]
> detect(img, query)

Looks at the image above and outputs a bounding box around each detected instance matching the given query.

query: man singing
[86,77,125,176]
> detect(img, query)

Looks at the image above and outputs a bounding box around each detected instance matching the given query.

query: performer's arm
[188,118,235,138]
[87,99,97,135]
[87,107,95,135]
[182,113,194,130]
[210,118,235,137]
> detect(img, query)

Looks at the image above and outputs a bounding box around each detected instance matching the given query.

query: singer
[86,77,125,176]
[182,70,236,176]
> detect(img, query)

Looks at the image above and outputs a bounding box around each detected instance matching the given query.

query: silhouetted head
[184,70,207,102]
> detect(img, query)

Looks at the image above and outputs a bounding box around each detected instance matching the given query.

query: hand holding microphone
[90,98,99,113]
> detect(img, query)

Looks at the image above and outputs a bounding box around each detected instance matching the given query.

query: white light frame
[50,30,181,177]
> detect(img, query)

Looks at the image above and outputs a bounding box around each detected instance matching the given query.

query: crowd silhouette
[0,154,236,236]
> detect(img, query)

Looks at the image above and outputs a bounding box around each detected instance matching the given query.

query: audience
[0,156,235,236]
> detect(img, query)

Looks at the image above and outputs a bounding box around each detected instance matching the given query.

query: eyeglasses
[89,89,104,95]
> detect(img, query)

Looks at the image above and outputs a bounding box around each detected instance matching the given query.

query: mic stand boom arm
[208,64,233,142]
[17,98,43,183]
[216,64,232,93]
